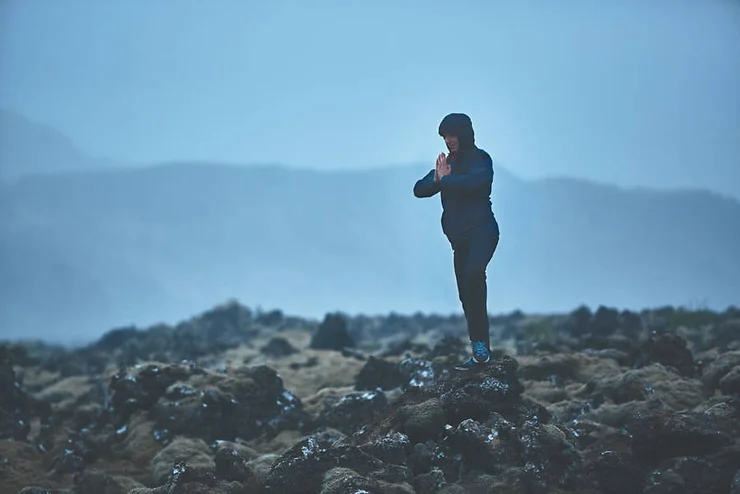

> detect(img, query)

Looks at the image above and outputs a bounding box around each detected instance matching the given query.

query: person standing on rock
[413,113,500,371]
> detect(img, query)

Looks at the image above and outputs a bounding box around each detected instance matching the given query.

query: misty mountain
[0,109,119,180]
[1,159,739,342]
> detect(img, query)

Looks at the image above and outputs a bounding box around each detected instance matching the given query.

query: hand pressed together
[435,152,451,182]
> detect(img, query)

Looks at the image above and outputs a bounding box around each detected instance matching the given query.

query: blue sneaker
[454,340,491,371]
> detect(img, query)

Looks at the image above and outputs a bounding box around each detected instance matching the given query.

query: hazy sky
[1,0,739,197]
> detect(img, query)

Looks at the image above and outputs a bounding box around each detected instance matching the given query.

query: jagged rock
[261,337,298,358]
[356,356,407,391]
[4,304,740,493]
[263,432,385,493]
[428,336,467,360]
[412,467,447,494]
[319,466,415,494]
[107,362,311,446]
[642,469,687,494]
[318,390,389,435]
[129,460,244,494]
[0,346,50,442]
[626,410,735,464]
[397,398,447,443]
[49,424,118,475]
[71,469,145,494]
[582,364,707,412]
[150,437,214,486]
[731,469,740,494]
[213,443,259,488]
[359,432,411,466]
[633,332,696,377]
[517,353,582,382]
[587,451,645,494]
[702,351,740,391]
[310,313,355,350]
[719,366,740,395]
[704,319,740,351]
[150,365,312,444]
[108,362,197,427]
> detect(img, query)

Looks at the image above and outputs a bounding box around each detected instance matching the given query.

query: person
[413,113,500,371]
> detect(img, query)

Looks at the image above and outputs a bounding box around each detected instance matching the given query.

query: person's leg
[461,223,499,353]
[452,237,471,331]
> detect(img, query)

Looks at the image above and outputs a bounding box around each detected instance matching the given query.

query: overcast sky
[1,0,739,197]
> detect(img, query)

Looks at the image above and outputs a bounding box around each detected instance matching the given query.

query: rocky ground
[1,301,739,494]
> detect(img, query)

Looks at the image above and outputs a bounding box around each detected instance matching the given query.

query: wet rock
[0,346,50,442]
[261,337,298,358]
[719,366,740,394]
[731,469,740,494]
[587,451,645,494]
[428,337,467,360]
[585,364,707,411]
[340,347,366,361]
[626,410,734,464]
[412,467,447,493]
[150,437,214,485]
[443,417,503,474]
[666,455,733,494]
[404,439,462,479]
[517,353,581,382]
[633,332,696,377]
[71,469,145,494]
[359,432,411,466]
[318,390,389,435]
[398,355,444,390]
[702,351,740,391]
[356,356,407,391]
[213,444,259,488]
[319,466,415,494]
[246,453,280,484]
[642,469,687,494]
[108,362,197,426]
[582,348,632,366]
[704,319,740,351]
[49,425,115,475]
[591,306,621,337]
[265,434,404,494]
[397,398,447,443]
[509,420,582,489]
[288,356,319,369]
[310,313,355,351]
[354,353,447,394]
[130,460,244,494]
[48,301,258,374]
[151,365,312,445]
[435,356,525,425]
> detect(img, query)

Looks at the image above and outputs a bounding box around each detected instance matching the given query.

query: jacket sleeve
[439,153,493,192]
[413,169,441,198]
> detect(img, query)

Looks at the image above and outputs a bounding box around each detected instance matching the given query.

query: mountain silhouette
[1,114,738,342]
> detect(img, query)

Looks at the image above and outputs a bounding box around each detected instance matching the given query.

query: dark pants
[451,221,499,349]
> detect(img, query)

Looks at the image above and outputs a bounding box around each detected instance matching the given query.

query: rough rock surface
[1,301,738,493]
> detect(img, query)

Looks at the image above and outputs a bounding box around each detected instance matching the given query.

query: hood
[438,113,475,150]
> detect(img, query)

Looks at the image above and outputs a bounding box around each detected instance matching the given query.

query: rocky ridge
[1,301,739,493]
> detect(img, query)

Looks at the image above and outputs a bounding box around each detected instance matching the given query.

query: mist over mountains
[1,109,739,342]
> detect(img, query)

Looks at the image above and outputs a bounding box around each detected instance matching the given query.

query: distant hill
[0,109,119,180]
[1,157,739,342]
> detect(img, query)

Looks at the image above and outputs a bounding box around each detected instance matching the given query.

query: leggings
[451,221,499,349]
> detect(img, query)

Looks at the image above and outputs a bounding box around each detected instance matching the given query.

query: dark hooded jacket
[413,113,498,241]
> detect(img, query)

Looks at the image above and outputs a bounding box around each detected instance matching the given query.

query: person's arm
[413,169,441,198]
[438,152,493,192]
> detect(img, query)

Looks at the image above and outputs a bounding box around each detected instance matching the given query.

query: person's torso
[440,148,497,239]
